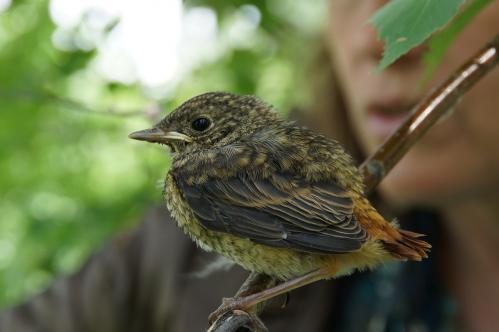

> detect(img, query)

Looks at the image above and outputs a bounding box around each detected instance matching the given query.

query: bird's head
[129,92,282,154]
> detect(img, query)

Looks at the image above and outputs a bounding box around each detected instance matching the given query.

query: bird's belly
[201,232,328,279]
[163,174,327,279]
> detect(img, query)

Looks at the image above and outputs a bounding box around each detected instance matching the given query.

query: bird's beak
[128,127,193,144]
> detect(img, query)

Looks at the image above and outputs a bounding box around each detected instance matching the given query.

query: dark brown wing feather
[175,173,367,254]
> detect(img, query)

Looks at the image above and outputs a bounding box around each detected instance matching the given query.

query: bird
[129,91,431,322]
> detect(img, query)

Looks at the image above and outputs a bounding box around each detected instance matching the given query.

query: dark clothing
[0,207,457,332]
[329,210,458,332]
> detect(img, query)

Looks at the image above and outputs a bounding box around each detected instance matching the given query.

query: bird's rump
[175,172,368,254]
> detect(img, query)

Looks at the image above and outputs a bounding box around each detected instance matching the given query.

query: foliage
[371,0,465,70]
[0,0,165,306]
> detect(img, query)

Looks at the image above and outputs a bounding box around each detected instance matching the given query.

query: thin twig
[209,33,499,332]
[0,89,160,118]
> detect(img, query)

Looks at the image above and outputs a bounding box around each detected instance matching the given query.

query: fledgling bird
[129,92,431,320]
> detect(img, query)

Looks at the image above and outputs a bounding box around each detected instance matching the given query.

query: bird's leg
[236,272,277,298]
[208,267,333,324]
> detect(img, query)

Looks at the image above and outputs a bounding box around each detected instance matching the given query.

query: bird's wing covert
[175,172,367,254]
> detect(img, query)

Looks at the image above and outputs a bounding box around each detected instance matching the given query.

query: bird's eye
[191,117,211,131]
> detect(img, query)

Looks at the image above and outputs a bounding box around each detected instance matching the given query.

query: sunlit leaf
[370,0,465,70]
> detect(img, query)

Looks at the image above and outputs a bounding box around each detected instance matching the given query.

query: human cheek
[327,4,378,147]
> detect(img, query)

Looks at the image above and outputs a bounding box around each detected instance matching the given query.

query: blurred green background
[0,0,325,307]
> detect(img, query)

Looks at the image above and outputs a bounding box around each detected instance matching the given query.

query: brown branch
[209,33,499,332]
[361,34,499,192]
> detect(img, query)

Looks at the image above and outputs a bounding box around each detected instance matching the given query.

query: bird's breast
[163,173,216,252]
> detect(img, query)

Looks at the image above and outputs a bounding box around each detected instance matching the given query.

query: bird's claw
[208,299,268,332]
[208,297,246,325]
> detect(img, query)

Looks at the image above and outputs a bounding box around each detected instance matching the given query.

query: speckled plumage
[131,92,430,281]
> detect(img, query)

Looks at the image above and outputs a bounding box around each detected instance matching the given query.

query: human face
[327,1,499,208]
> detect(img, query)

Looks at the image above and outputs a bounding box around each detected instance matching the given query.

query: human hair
[295,39,365,165]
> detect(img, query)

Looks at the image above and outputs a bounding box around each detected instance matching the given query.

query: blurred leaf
[370,0,465,70]
[423,0,493,81]
[0,0,163,307]
[55,49,96,74]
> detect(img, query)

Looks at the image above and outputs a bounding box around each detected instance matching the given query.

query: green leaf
[423,0,493,81]
[370,0,465,70]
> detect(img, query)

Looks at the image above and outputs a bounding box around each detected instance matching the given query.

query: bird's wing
[175,173,367,254]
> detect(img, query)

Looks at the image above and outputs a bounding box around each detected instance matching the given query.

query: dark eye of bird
[191,117,211,131]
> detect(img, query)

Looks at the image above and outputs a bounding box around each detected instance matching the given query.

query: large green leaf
[370,0,465,70]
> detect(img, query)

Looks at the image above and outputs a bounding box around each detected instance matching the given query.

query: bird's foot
[208,306,268,331]
[208,296,249,325]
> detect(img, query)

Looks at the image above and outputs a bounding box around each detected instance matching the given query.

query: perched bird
[129,92,431,320]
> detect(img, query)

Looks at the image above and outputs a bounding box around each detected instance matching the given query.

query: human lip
[366,102,415,139]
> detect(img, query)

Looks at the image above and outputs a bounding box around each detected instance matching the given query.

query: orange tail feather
[382,228,431,261]
[354,196,431,261]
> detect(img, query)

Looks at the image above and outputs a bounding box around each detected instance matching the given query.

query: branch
[361,34,499,191]
[209,33,499,331]
[208,273,277,332]
[0,89,161,119]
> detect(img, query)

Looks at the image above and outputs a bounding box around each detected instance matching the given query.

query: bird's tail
[381,227,431,261]
[354,197,431,261]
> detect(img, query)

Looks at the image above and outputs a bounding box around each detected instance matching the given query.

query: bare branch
[209,33,499,332]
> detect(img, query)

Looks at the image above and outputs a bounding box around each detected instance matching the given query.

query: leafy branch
[208,32,499,332]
